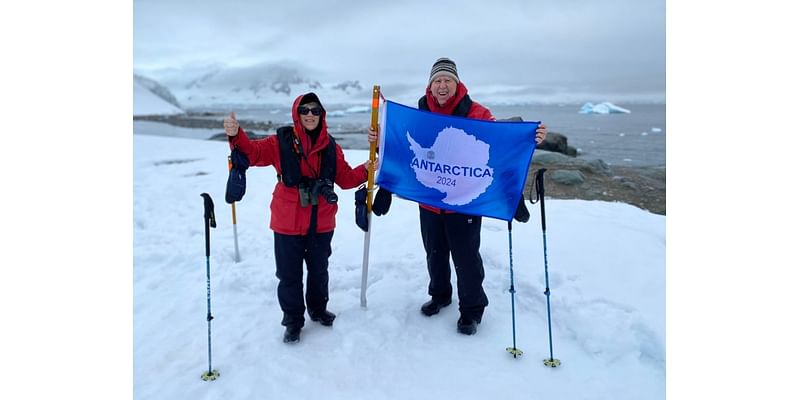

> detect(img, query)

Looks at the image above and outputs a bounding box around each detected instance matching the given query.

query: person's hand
[224,112,240,137]
[535,123,548,145]
[367,125,379,144]
[364,157,380,171]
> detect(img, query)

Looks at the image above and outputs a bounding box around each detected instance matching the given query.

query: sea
[139,102,665,168]
[489,103,666,167]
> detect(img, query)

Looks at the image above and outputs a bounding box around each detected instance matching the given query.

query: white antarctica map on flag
[406,126,494,206]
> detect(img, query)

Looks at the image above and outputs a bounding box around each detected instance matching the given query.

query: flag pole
[360,85,381,308]
[227,156,241,263]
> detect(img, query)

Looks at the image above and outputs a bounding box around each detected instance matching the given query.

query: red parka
[419,82,495,214]
[229,94,368,235]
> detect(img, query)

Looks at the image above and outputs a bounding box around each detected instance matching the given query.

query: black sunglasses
[298,106,322,116]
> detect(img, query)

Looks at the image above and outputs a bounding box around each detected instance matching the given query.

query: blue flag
[376,100,539,221]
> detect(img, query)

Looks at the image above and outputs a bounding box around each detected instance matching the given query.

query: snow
[133,120,220,140]
[579,102,632,114]
[134,79,184,116]
[134,134,665,399]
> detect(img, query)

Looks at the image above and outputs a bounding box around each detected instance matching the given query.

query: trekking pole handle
[201,193,216,257]
[534,169,547,231]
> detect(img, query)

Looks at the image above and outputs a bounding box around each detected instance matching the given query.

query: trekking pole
[360,85,380,308]
[227,156,241,263]
[505,221,523,358]
[200,193,220,381]
[531,169,561,368]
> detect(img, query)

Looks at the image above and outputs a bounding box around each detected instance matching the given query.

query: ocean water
[188,102,666,167]
[490,103,666,167]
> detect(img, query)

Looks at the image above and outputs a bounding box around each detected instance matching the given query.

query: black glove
[225,149,249,204]
[513,196,530,223]
[372,187,392,216]
[354,185,368,232]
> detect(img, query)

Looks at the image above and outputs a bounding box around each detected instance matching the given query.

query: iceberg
[579,102,631,114]
[326,105,370,118]
[345,105,370,113]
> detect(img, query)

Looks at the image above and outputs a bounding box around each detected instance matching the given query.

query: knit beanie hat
[429,57,459,84]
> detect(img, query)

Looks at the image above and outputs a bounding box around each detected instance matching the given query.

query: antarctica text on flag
[376,100,540,221]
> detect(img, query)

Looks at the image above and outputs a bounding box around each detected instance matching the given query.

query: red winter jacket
[229,94,368,235]
[419,82,495,214]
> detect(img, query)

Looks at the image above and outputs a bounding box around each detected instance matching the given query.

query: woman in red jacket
[225,93,371,343]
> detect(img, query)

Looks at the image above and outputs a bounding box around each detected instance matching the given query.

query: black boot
[283,325,302,343]
[309,310,336,327]
[457,316,478,335]
[420,298,452,316]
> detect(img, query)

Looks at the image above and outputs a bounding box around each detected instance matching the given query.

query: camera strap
[289,134,317,178]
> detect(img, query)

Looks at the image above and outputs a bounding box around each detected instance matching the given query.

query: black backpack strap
[452,94,472,117]
[320,136,337,181]
[277,126,302,186]
[418,96,429,111]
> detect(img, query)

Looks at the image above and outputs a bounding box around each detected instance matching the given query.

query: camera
[299,178,338,207]
[311,178,338,204]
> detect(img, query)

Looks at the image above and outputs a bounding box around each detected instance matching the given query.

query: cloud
[134,0,665,103]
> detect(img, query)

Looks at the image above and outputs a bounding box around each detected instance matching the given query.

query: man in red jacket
[225,93,372,343]
[369,58,548,335]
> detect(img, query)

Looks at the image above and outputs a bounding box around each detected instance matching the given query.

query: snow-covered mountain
[140,62,375,108]
[136,62,665,109]
[134,74,183,109]
[133,77,184,116]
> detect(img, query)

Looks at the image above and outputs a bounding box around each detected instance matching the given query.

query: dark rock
[537,132,578,157]
[134,113,277,132]
[208,130,269,142]
[586,159,612,176]
[532,150,612,176]
[525,151,665,215]
[550,170,585,185]
[622,182,638,190]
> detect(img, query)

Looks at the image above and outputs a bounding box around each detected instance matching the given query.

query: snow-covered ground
[133,133,665,399]
[133,120,219,140]
[129,78,664,399]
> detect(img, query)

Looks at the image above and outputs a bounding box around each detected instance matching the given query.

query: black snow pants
[273,231,334,328]
[419,207,488,322]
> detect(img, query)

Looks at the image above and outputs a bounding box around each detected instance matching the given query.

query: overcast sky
[133,0,665,104]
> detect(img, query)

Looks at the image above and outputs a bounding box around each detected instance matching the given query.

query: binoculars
[299,178,338,207]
